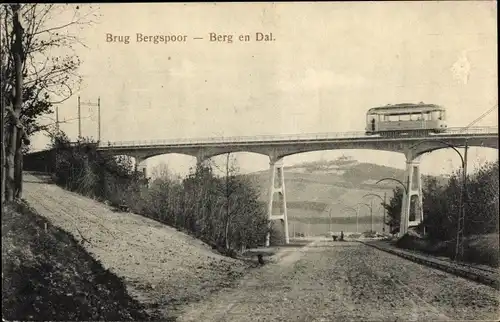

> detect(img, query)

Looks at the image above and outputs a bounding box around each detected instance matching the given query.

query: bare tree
[1,4,98,201]
[211,153,241,250]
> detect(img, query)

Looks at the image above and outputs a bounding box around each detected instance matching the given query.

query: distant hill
[245,156,444,236]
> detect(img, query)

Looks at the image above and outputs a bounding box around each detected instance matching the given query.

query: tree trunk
[1,95,6,205]
[10,4,24,200]
[14,131,23,198]
[225,153,230,250]
[225,215,230,250]
[5,120,16,202]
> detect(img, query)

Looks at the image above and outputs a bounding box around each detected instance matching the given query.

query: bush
[384,161,498,242]
[49,134,270,254]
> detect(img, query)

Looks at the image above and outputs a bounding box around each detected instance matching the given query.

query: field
[247,157,403,235]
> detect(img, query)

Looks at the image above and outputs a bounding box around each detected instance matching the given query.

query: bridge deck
[97,126,498,149]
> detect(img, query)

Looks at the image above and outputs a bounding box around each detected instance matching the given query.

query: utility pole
[77,96,81,138]
[356,205,359,233]
[383,192,387,233]
[55,105,60,131]
[78,96,100,142]
[456,140,469,261]
[370,200,373,233]
[453,102,492,261]
[97,97,101,142]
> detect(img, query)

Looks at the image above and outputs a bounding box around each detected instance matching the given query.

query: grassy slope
[2,201,150,321]
[396,233,499,267]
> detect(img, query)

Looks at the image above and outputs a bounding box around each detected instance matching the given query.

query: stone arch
[276,145,406,159]
[199,148,270,162]
[136,152,199,180]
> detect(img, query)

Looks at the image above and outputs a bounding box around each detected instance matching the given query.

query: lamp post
[328,207,332,233]
[356,202,373,233]
[376,177,408,195]
[363,193,387,234]
[409,138,468,261]
[342,206,359,233]
[376,177,409,235]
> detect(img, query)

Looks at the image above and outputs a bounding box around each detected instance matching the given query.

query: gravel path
[178,240,500,322]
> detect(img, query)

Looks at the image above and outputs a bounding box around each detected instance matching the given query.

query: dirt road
[179,240,499,322]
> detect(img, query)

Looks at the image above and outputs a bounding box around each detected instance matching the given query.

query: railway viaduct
[92,126,498,246]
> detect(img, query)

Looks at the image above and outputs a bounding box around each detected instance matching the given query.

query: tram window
[423,113,431,121]
[431,111,440,120]
[388,115,399,122]
[399,114,411,121]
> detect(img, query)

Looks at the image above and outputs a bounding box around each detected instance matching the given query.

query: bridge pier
[196,150,209,167]
[135,158,148,179]
[196,154,211,169]
[265,156,289,247]
[399,155,424,236]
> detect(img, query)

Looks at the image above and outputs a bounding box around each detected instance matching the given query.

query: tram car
[365,103,447,136]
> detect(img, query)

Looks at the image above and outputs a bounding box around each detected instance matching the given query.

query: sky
[30,2,498,177]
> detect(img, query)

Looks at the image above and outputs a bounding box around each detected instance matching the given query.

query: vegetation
[382,186,404,234]
[49,132,271,255]
[1,4,97,201]
[383,160,499,266]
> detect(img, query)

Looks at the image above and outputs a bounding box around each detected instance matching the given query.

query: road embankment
[2,200,150,321]
[360,239,500,290]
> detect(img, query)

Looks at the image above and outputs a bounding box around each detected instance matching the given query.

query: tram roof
[367,103,445,114]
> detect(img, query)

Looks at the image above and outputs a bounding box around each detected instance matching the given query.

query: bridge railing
[102,131,370,147]
[99,126,498,148]
[441,126,498,135]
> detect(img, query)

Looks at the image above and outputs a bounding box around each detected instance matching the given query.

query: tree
[208,153,241,250]
[463,161,499,236]
[222,153,239,249]
[1,4,98,201]
[386,163,499,243]
[422,176,452,240]
[382,186,403,234]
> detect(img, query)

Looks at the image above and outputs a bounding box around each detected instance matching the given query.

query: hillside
[2,201,150,321]
[19,173,249,321]
[247,156,442,235]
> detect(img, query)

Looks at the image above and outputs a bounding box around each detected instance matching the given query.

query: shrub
[49,134,270,254]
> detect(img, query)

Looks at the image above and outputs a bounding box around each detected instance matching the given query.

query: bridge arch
[206,151,271,176]
[408,137,498,161]
[199,148,270,161]
[417,146,498,177]
[141,153,199,179]
[276,149,404,237]
[276,144,406,159]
